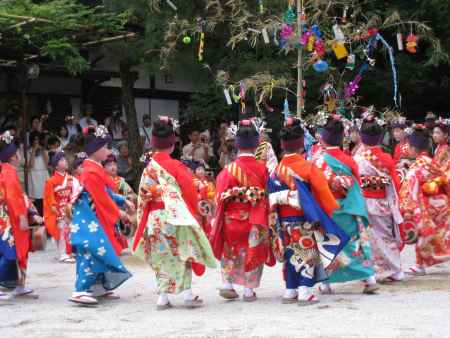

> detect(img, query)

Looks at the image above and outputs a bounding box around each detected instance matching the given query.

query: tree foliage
[0,0,130,75]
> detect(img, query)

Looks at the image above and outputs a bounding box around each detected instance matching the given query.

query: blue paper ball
[313,60,329,72]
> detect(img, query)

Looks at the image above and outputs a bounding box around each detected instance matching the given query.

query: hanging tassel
[333,24,345,42]
[283,98,290,121]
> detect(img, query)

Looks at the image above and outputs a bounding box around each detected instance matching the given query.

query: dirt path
[1,244,449,338]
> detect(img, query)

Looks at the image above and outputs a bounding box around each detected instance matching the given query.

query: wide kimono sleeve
[399,166,422,240]
[43,177,59,240]
[82,172,122,254]
[308,164,339,217]
[107,188,126,207]
[3,166,29,268]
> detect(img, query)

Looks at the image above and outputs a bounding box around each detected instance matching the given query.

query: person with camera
[105,110,127,145]
[65,115,82,141]
[182,128,213,165]
[218,132,237,169]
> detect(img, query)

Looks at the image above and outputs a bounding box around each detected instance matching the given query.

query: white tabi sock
[283,289,298,299]
[183,289,194,301]
[222,282,234,290]
[157,293,169,306]
[243,288,254,297]
[365,275,377,286]
[298,286,313,300]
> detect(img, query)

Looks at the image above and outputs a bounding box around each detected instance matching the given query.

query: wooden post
[22,83,29,194]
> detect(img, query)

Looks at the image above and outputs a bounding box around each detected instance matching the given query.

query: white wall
[150,99,179,121]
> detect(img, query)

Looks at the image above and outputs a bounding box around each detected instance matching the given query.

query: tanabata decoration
[342,6,349,23]
[332,41,348,60]
[183,36,191,44]
[283,6,296,25]
[406,33,418,54]
[198,32,205,61]
[333,24,345,42]
[282,98,291,121]
[346,53,356,70]
[281,24,294,40]
[313,59,328,72]
[397,33,404,51]
[345,33,399,107]
[258,0,264,14]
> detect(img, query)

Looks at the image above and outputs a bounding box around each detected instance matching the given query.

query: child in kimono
[311,116,378,294]
[103,154,137,245]
[353,115,404,283]
[212,119,274,302]
[431,120,450,169]
[400,126,450,275]
[268,118,348,305]
[69,126,133,306]
[133,117,216,310]
[44,152,80,263]
[0,132,41,300]
[392,118,413,184]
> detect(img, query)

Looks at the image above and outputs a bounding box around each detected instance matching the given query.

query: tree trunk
[119,60,143,190]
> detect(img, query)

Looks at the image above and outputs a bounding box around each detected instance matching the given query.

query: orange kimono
[0,163,30,288]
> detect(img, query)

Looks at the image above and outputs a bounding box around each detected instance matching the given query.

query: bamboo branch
[0,13,53,24]
[82,32,136,47]
[4,18,36,30]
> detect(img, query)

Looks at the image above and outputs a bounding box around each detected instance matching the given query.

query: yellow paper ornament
[332,42,348,60]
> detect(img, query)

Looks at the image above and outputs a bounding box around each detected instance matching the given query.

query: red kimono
[44,172,76,243]
[433,143,450,169]
[211,154,273,288]
[0,163,30,269]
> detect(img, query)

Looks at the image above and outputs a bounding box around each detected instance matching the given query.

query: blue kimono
[269,157,349,289]
[70,188,131,293]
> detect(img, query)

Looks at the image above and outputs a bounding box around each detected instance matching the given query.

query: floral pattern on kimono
[312,149,375,283]
[433,143,450,170]
[134,155,216,294]
[353,145,403,279]
[70,189,131,292]
[400,155,450,267]
[268,154,348,288]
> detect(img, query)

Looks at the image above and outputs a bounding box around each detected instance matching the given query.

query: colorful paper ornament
[300,30,311,45]
[332,41,348,60]
[182,36,191,44]
[406,33,418,53]
[307,34,316,52]
[281,24,294,40]
[314,39,325,57]
[283,7,296,25]
[345,75,362,99]
[333,24,345,42]
[313,60,328,72]
[346,53,356,70]
[397,33,404,51]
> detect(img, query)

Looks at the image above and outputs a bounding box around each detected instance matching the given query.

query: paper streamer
[166,0,177,10]
[397,33,404,51]
[224,88,233,105]
[198,32,205,61]
[262,28,270,44]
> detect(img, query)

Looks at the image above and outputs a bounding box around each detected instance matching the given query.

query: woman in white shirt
[27,132,49,215]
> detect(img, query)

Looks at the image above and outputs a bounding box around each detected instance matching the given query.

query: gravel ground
[1,243,449,338]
